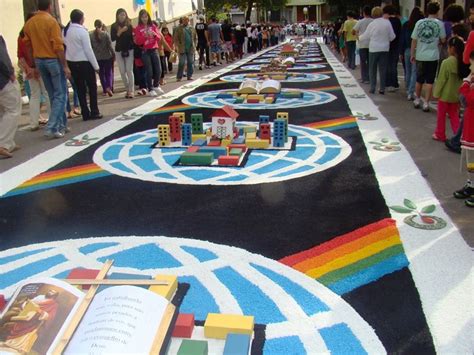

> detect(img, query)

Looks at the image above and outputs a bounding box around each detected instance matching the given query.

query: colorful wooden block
[245,132,257,140]
[248,94,264,101]
[229,148,242,156]
[180,152,213,165]
[199,147,227,159]
[172,313,195,338]
[246,139,270,149]
[223,333,251,355]
[221,138,232,147]
[246,99,259,104]
[276,112,289,121]
[232,137,245,144]
[204,313,254,339]
[186,146,200,153]
[217,93,234,99]
[66,268,100,290]
[207,140,221,147]
[265,97,274,104]
[177,339,208,355]
[242,126,257,133]
[148,274,178,300]
[173,112,186,124]
[192,135,207,143]
[218,155,240,166]
[234,97,245,104]
[239,94,248,99]
[228,144,247,153]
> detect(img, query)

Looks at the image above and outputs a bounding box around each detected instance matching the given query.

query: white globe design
[252,57,323,63]
[0,237,385,354]
[240,63,326,71]
[261,53,321,58]
[182,89,336,110]
[220,73,330,83]
[93,122,351,185]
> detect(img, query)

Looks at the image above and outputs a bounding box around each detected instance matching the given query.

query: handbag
[121,50,130,58]
[170,51,177,63]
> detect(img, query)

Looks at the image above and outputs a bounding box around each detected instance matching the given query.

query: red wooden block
[228,144,247,153]
[0,294,6,312]
[172,313,195,338]
[218,155,240,166]
[246,99,260,104]
[207,140,221,147]
[67,268,100,290]
[187,146,200,153]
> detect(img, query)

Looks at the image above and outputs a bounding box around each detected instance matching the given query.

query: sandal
[39,116,48,125]
[73,107,81,116]
[0,147,13,159]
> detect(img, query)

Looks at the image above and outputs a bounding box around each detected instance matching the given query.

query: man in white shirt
[64,9,102,120]
[360,6,395,94]
[353,6,373,83]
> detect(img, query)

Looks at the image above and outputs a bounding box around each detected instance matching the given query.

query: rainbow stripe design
[304,117,357,131]
[279,219,409,295]
[3,163,111,198]
[150,104,193,114]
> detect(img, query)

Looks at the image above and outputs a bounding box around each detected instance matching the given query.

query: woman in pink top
[134,10,163,96]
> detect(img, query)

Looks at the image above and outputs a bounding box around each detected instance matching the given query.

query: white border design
[219,73,331,83]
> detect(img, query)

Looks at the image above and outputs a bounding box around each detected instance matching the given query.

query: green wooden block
[177,339,208,355]
[229,148,243,156]
[242,126,257,133]
[234,97,245,104]
[180,152,214,165]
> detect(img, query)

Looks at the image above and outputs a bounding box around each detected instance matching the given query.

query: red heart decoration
[218,118,226,125]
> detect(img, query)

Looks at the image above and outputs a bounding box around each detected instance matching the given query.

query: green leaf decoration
[421,205,436,214]
[369,141,382,145]
[404,199,417,210]
[389,206,414,214]
[83,134,89,140]
[390,142,400,145]
[381,138,389,143]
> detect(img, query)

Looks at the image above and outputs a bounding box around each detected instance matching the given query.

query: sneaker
[199,65,202,70]
[413,98,421,109]
[387,86,396,92]
[216,62,222,66]
[148,90,157,97]
[422,102,429,112]
[453,184,474,199]
[155,87,165,96]
[53,131,64,139]
[465,197,474,207]
[378,90,385,95]
[407,94,414,101]
[205,65,211,69]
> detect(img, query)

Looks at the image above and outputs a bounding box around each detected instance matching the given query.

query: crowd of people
[322,1,474,207]
[0,0,286,159]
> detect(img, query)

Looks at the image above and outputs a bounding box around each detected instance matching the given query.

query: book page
[0,277,84,355]
[259,79,281,94]
[64,285,169,354]
[238,79,259,94]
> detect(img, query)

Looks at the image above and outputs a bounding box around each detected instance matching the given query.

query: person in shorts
[221,19,234,63]
[207,17,222,66]
[411,1,446,112]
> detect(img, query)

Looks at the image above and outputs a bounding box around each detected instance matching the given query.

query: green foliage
[204,0,287,21]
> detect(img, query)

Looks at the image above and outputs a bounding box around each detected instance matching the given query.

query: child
[432,37,465,141]
[454,50,474,207]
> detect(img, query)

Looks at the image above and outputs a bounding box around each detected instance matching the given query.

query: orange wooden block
[172,313,195,338]
[218,155,240,166]
[0,294,6,312]
[187,146,200,153]
[66,268,100,290]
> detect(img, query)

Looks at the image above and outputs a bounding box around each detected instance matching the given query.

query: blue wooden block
[259,115,270,124]
[232,137,245,144]
[217,93,234,99]
[223,333,251,355]
[199,147,227,159]
[192,139,207,146]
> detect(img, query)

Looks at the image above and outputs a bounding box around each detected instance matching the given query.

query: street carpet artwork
[0,39,472,354]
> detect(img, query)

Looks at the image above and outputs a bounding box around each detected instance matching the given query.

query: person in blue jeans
[65,78,80,118]
[174,16,197,81]
[400,7,424,101]
[23,0,70,138]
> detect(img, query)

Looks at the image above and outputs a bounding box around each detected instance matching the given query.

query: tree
[326,0,380,18]
[204,0,287,22]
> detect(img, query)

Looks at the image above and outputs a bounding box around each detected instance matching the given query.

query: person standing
[384,5,402,92]
[18,14,51,131]
[411,1,446,112]
[174,16,197,81]
[221,19,234,63]
[360,6,395,95]
[111,8,134,98]
[64,10,102,121]
[400,7,424,101]
[343,11,358,70]
[161,26,174,72]
[90,19,115,97]
[195,16,210,70]
[134,10,163,96]
[353,6,373,83]
[0,34,19,158]
[23,0,69,138]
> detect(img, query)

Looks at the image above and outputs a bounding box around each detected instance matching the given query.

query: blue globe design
[240,63,326,71]
[220,73,331,83]
[182,89,336,110]
[252,57,323,63]
[0,237,385,354]
[93,123,351,186]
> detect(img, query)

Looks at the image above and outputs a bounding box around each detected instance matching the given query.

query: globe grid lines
[219,73,331,83]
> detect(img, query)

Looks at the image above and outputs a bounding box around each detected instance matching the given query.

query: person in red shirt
[161,26,174,73]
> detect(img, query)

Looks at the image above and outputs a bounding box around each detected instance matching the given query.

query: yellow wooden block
[246,139,269,149]
[248,94,264,101]
[276,112,289,121]
[192,134,207,142]
[149,274,178,300]
[265,97,274,104]
[247,73,258,78]
[246,132,257,140]
[204,313,254,339]
[159,139,170,147]
[272,75,286,80]
[221,138,231,147]
[173,112,186,124]
[239,94,248,99]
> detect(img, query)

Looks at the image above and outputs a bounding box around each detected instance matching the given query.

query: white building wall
[0,0,27,67]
